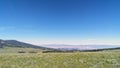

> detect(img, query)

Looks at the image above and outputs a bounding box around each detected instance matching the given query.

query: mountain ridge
[0,39,120,52]
[0,39,52,50]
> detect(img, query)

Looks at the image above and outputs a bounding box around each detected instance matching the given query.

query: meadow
[0,48,120,68]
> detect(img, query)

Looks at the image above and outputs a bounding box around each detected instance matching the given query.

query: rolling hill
[0,39,52,50]
[0,39,120,53]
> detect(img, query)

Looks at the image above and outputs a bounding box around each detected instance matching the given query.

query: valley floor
[0,52,120,68]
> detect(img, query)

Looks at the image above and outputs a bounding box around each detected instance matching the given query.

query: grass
[0,47,42,53]
[0,51,120,68]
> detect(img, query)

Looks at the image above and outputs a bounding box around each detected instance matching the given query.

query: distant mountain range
[0,39,120,51]
[41,44,120,50]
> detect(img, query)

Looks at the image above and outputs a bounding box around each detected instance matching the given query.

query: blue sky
[0,0,120,45]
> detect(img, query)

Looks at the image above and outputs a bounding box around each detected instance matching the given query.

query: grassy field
[0,47,42,53]
[0,47,120,68]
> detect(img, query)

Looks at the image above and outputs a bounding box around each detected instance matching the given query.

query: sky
[0,0,120,45]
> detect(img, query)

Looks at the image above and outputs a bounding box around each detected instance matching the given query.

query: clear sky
[0,0,120,45]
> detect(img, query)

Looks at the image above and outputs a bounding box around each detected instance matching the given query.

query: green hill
[0,39,53,50]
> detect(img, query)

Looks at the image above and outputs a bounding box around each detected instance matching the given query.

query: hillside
[0,39,52,50]
[0,39,120,53]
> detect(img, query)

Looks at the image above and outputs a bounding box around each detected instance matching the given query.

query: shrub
[18,50,26,53]
[29,51,37,53]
